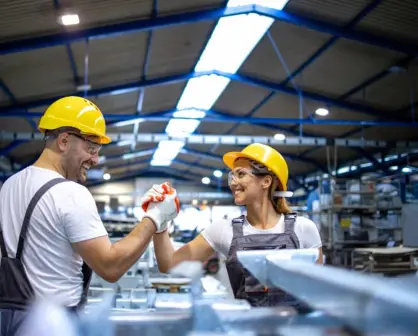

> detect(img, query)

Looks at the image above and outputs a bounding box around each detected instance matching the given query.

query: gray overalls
[225,213,310,310]
[0,178,92,336]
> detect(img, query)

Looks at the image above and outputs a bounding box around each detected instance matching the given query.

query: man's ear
[56,133,69,151]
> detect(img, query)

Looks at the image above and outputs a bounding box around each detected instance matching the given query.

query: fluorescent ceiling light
[150,159,173,167]
[165,119,201,137]
[150,0,290,167]
[402,167,412,173]
[274,133,286,141]
[389,166,398,171]
[150,140,184,166]
[59,14,80,26]
[315,108,329,116]
[337,166,350,174]
[177,75,230,110]
[172,109,206,119]
[117,140,134,147]
[202,177,211,185]
[111,118,144,128]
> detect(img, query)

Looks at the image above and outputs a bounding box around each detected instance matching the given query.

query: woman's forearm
[153,232,216,273]
[153,230,175,273]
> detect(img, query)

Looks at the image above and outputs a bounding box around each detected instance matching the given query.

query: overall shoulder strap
[284,212,297,232]
[0,226,7,257]
[16,178,69,260]
[231,215,245,238]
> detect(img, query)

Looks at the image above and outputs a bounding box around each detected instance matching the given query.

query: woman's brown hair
[248,159,292,214]
[268,175,292,214]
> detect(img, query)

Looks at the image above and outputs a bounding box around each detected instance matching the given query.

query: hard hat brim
[223,151,258,170]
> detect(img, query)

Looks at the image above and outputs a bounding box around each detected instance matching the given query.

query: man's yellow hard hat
[38,96,111,145]
[223,143,289,191]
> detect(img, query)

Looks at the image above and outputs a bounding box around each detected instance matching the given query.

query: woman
[151,143,323,309]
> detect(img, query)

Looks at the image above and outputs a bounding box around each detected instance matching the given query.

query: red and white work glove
[140,182,180,233]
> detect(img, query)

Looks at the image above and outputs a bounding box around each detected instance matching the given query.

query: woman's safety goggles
[227,168,262,186]
[228,168,293,198]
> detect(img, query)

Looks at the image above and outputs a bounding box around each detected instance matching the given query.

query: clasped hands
[140,182,180,233]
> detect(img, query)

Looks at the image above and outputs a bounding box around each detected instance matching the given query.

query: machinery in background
[20,248,418,336]
[171,223,220,275]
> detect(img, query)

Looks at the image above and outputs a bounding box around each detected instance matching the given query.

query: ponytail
[272,197,292,214]
[268,178,292,214]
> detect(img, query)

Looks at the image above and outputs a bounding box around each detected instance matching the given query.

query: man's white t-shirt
[0,166,108,307]
[201,214,322,258]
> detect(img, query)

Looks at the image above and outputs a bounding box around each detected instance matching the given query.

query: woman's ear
[261,175,273,190]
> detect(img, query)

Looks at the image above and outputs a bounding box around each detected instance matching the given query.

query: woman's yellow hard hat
[223,143,289,191]
[38,96,111,145]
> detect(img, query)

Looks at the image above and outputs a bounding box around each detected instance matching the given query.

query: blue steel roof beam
[0,140,27,157]
[52,0,80,86]
[0,79,17,104]
[205,108,323,137]
[255,5,418,56]
[104,158,150,170]
[1,5,417,56]
[338,56,415,101]
[89,164,223,188]
[297,56,416,158]
[281,0,384,134]
[0,70,400,121]
[306,151,418,181]
[206,92,316,158]
[180,147,328,173]
[226,71,398,120]
[0,72,197,113]
[0,79,36,130]
[353,147,390,175]
[98,148,156,164]
[85,169,192,188]
[172,158,228,175]
[2,110,417,127]
[283,0,384,87]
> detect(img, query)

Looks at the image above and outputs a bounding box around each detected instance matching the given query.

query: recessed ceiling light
[59,14,80,26]
[202,177,210,185]
[213,170,222,178]
[315,108,329,116]
[103,173,111,180]
[274,133,286,141]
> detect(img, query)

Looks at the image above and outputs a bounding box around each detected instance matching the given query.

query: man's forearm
[108,217,156,279]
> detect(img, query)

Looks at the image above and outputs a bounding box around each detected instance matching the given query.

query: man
[0,96,179,333]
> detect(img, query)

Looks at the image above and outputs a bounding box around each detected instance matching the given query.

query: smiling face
[56,131,101,184]
[228,158,273,206]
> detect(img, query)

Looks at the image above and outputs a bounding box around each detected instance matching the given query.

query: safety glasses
[228,168,263,186]
[69,133,102,155]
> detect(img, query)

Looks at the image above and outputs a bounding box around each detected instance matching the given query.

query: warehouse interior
[1,0,418,335]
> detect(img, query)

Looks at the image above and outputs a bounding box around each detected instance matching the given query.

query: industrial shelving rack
[317,177,404,269]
